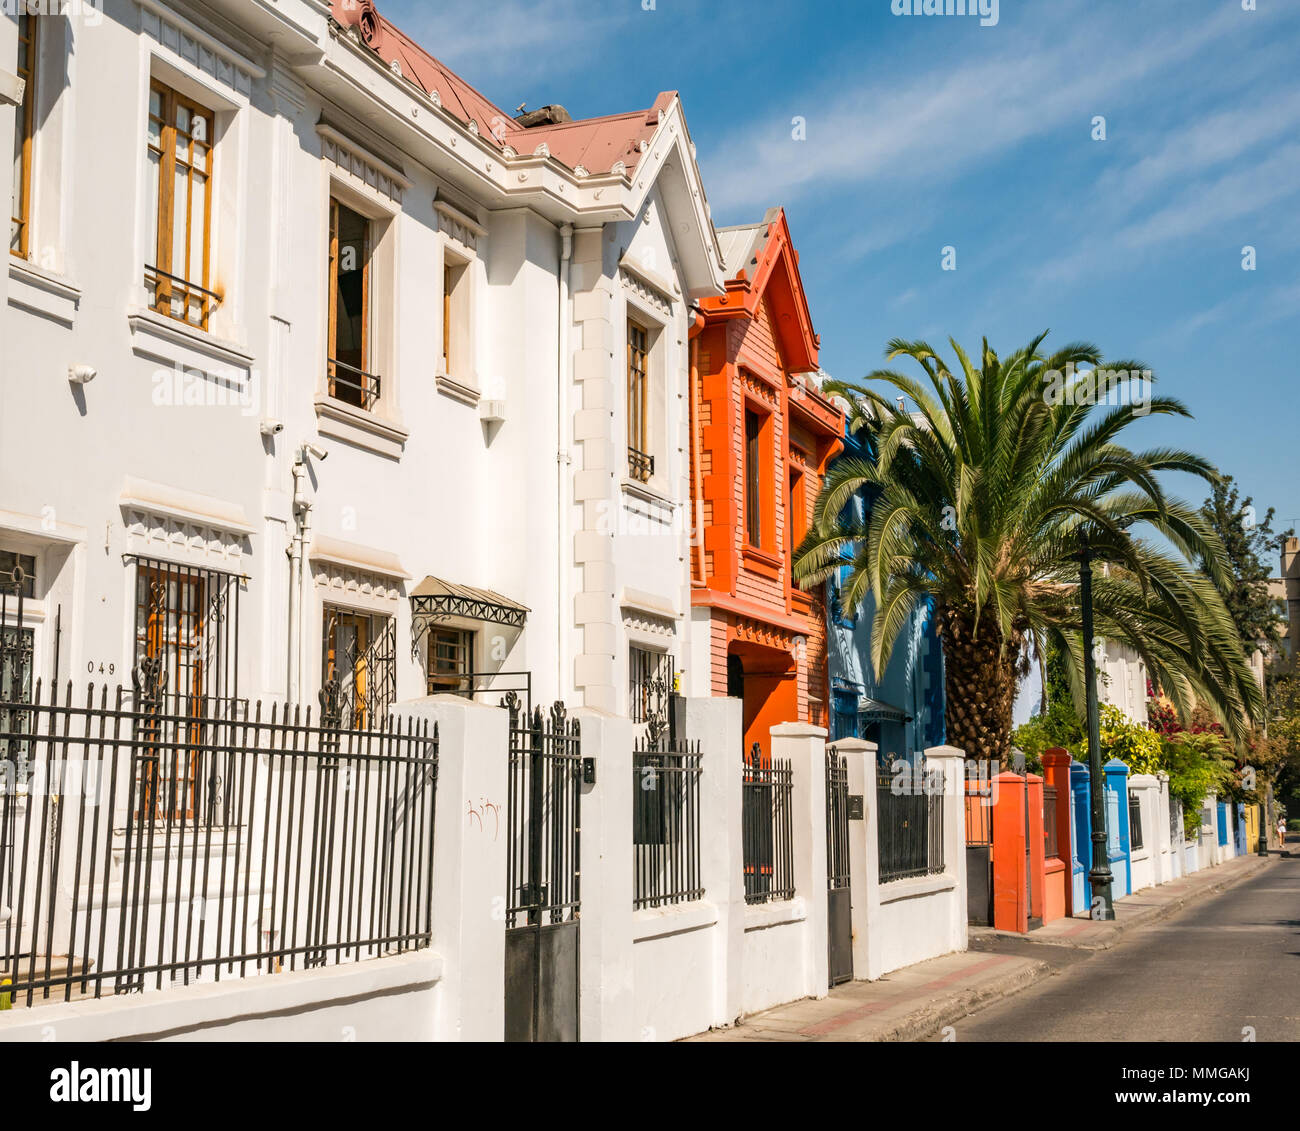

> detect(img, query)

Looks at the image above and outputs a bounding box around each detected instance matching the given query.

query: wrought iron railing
[742,744,794,904]
[0,671,438,1009]
[629,647,674,724]
[826,749,851,892]
[432,669,532,715]
[145,264,222,330]
[502,695,581,930]
[632,714,703,910]
[627,446,654,484]
[328,356,382,412]
[1044,784,1059,860]
[877,758,945,883]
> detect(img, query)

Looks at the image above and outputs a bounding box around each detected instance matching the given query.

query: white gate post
[402,694,508,1042]
[924,744,969,957]
[572,707,635,1042]
[770,721,829,999]
[688,695,744,1029]
[830,738,875,980]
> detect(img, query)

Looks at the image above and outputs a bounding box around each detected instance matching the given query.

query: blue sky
[388,0,1300,540]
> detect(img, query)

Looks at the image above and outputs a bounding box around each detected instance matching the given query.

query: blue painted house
[824,417,945,759]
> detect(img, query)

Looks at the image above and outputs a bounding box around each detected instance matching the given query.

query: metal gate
[825,749,853,986]
[502,694,582,1042]
[964,760,994,925]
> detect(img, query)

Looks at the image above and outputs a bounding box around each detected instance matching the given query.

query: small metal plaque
[847,794,864,820]
[582,757,597,785]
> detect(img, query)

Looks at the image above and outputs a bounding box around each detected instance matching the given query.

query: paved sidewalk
[969,852,1276,951]
[684,950,1047,1042]
[687,853,1279,1042]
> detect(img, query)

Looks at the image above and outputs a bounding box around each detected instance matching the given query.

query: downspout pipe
[288,454,307,704]
[557,224,574,702]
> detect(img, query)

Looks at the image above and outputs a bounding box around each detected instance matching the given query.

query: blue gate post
[1070,760,1091,915]
[1234,802,1247,856]
[1104,758,1132,897]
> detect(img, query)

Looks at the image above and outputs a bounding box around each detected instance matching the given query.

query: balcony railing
[328,357,382,412]
[145,264,221,330]
[628,446,654,484]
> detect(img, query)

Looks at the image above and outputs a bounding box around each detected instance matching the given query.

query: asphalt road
[940,852,1300,1042]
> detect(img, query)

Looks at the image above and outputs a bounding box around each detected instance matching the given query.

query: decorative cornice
[317,123,411,202]
[139,0,261,98]
[620,267,672,319]
[433,199,484,251]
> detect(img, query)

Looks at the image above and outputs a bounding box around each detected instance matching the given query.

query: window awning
[858,696,910,723]
[410,575,528,629]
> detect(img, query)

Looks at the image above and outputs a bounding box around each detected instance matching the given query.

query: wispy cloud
[385,0,632,96]
[700,3,1241,215]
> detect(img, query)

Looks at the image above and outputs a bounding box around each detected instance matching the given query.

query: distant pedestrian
[1280,818,1288,847]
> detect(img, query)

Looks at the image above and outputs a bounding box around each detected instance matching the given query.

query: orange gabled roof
[331,2,668,177]
[701,206,820,374]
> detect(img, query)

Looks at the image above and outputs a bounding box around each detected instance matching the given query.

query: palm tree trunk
[938,606,1021,764]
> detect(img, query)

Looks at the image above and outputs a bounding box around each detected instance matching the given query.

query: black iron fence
[632,716,703,910]
[503,695,581,931]
[742,744,795,904]
[877,759,945,883]
[0,670,438,1009]
[826,749,851,892]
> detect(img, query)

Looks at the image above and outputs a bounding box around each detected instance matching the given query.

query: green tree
[1269,671,1300,814]
[794,333,1263,763]
[1199,475,1291,656]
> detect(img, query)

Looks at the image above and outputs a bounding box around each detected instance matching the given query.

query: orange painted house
[688,208,843,758]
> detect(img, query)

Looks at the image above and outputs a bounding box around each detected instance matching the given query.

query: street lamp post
[1079,533,1114,920]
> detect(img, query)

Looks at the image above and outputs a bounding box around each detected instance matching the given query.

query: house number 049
[87,661,117,675]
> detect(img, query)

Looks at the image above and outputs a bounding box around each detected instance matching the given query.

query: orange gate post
[991,771,1027,932]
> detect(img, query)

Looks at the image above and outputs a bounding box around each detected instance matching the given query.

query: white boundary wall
[836,739,967,981]
[0,697,972,1043]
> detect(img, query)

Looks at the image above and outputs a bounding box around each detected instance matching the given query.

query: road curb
[973,855,1276,951]
[871,958,1051,1042]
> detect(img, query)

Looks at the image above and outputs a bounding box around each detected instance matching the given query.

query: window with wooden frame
[441,263,452,371]
[627,319,652,483]
[440,254,470,380]
[327,198,379,410]
[788,466,806,571]
[744,408,767,548]
[145,80,219,329]
[9,13,37,258]
[426,627,474,696]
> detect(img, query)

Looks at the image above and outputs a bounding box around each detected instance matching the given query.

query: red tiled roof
[330,1,670,176]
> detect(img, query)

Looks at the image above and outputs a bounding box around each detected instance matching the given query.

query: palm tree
[794,333,1263,764]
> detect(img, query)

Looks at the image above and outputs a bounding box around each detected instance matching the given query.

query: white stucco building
[1098,639,1149,725]
[1,0,725,719]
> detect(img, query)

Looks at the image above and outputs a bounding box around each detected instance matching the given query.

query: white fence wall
[1129,774,1158,893]
[835,739,966,981]
[1,695,973,1043]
